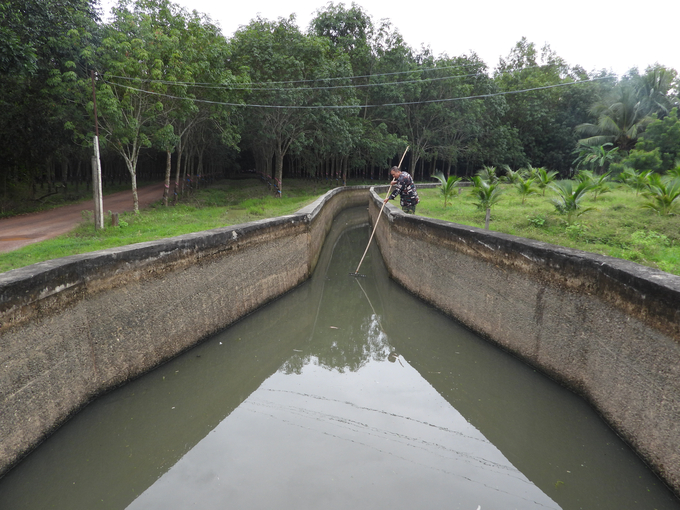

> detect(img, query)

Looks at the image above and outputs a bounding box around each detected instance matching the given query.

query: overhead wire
[105,60,493,88]
[104,64,559,92]
[101,75,614,110]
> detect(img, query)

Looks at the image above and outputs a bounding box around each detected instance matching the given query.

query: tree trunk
[485,208,491,230]
[408,154,417,175]
[173,138,183,205]
[62,159,68,193]
[197,148,204,189]
[274,146,283,196]
[342,156,347,186]
[123,158,140,214]
[75,160,81,192]
[181,150,188,197]
[131,172,139,214]
[163,150,171,206]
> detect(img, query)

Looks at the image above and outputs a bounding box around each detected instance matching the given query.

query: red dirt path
[0,182,166,254]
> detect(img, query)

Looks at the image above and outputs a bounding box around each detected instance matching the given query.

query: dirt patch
[0,183,165,253]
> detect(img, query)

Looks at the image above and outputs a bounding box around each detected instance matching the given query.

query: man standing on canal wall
[383,166,420,214]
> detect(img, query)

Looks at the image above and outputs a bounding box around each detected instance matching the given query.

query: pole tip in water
[349,272,367,278]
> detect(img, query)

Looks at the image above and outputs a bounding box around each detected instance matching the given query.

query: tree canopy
[1,0,678,204]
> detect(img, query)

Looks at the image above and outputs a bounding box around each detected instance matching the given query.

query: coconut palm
[519,164,539,179]
[576,170,612,201]
[618,168,653,196]
[431,171,462,207]
[470,175,503,229]
[576,82,654,151]
[667,163,680,178]
[476,165,499,183]
[501,166,524,184]
[641,174,680,216]
[549,179,595,225]
[534,167,558,195]
[514,176,539,205]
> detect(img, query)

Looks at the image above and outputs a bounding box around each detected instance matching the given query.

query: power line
[102,75,613,109]
[105,64,558,92]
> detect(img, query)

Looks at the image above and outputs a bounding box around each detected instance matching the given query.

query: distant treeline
[1,0,678,207]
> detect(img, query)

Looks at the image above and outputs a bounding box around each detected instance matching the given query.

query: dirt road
[0,182,166,254]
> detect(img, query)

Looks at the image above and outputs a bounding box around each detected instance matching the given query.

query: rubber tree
[494,38,599,172]
[0,0,99,198]
[165,9,243,202]
[309,2,375,180]
[95,0,181,212]
[230,15,355,195]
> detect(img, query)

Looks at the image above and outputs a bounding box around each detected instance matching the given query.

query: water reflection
[0,207,678,510]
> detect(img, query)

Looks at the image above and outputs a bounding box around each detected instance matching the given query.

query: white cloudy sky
[100,0,678,78]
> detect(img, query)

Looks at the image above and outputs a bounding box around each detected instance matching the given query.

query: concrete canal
[0,207,678,509]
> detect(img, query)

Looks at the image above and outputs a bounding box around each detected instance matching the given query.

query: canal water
[0,207,678,509]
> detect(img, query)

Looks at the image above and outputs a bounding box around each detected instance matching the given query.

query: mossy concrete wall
[2,184,679,496]
[370,187,680,495]
[0,187,367,477]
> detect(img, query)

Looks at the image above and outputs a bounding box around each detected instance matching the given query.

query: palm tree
[667,163,680,178]
[534,167,558,195]
[470,175,503,229]
[618,168,653,196]
[641,174,680,216]
[501,166,524,184]
[636,65,677,118]
[431,171,462,207]
[475,165,499,183]
[514,176,539,205]
[549,179,595,225]
[519,164,539,179]
[576,82,654,151]
[582,171,613,201]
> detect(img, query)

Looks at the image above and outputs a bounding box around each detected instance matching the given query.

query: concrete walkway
[0,182,166,253]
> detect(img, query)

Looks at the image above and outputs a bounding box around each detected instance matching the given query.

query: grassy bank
[417,184,680,276]
[1,178,678,277]
[0,179,328,273]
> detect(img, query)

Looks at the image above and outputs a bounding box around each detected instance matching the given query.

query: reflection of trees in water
[279,210,391,375]
[279,314,391,375]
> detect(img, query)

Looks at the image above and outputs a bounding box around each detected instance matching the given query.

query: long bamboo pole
[352,146,409,276]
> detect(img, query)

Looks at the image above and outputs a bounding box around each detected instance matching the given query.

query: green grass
[0,179,327,273]
[417,183,680,276]
[2,178,679,277]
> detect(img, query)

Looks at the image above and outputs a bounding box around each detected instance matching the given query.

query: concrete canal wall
[370,186,680,495]
[2,183,679,497]
[0,187,367,477]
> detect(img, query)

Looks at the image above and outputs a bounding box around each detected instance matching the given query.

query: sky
[100,0,679,78]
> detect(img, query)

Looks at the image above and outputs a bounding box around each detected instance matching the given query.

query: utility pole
[91,70,104,230]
